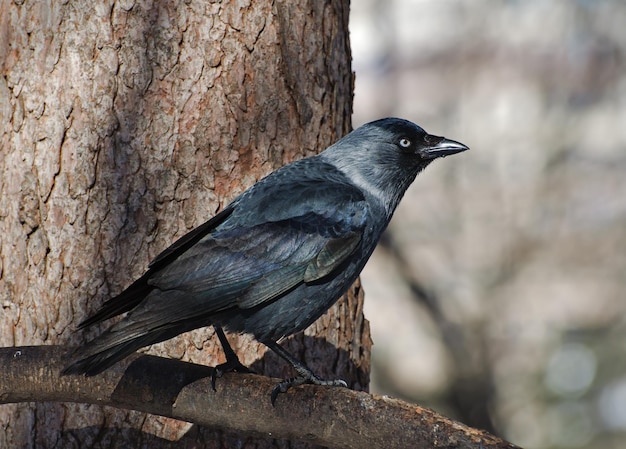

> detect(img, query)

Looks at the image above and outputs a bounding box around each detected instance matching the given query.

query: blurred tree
[352,1,626,448]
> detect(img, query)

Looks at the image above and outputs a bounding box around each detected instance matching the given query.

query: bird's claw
[270,375,347,406]
[211,358,254,391]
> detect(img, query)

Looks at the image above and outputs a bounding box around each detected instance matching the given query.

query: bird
[62,117,469,403]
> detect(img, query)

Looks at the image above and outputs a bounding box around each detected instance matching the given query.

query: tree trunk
[0,1,369,447]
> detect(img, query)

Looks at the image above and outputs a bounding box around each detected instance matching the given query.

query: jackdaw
[62,117,469,402]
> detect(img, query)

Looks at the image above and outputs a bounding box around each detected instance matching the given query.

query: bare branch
[0,346,519,449]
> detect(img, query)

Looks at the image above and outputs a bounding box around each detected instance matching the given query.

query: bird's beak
[422,135,469,159]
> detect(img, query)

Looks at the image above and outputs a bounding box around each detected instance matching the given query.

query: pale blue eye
[399,138,411,148]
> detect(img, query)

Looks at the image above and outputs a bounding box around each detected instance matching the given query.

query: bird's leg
[211,326,254,390]
[263,339,347,405]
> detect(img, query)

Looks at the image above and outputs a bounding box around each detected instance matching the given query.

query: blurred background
[350,1,626,448]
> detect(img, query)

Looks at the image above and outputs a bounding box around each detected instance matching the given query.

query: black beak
[422,135,469,159]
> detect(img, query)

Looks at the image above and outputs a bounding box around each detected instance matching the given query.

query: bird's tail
[63,291,221,376]
[62,305,218,376]
[62,327,177,376]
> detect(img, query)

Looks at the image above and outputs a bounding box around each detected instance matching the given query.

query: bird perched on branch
[62,118,469,403]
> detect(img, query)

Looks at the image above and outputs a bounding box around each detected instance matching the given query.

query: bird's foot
[261,338,347,405]
[271,372,347,405]
[211,326,255,390]
[211,356,254,391]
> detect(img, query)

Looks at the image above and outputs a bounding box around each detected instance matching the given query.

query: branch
[0,346,519,449]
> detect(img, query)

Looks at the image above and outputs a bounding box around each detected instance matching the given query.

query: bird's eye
[399,138,411,148]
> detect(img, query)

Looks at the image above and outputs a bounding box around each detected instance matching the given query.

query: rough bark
[0,346,521,449]
[0,1,366,447]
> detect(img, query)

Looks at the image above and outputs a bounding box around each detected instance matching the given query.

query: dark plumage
[62,118,469,402]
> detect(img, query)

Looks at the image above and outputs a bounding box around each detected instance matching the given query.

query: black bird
[62,118,469,402]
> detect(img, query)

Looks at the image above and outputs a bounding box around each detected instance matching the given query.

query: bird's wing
[77,204,237,328]
[148,203,237,271]
[145,167,369,316]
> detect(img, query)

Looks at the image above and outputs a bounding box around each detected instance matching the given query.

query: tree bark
[0,1,366,447]
[0,346,521,449]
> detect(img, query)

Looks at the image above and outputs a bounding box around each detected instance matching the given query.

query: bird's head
[321,117,469,216]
